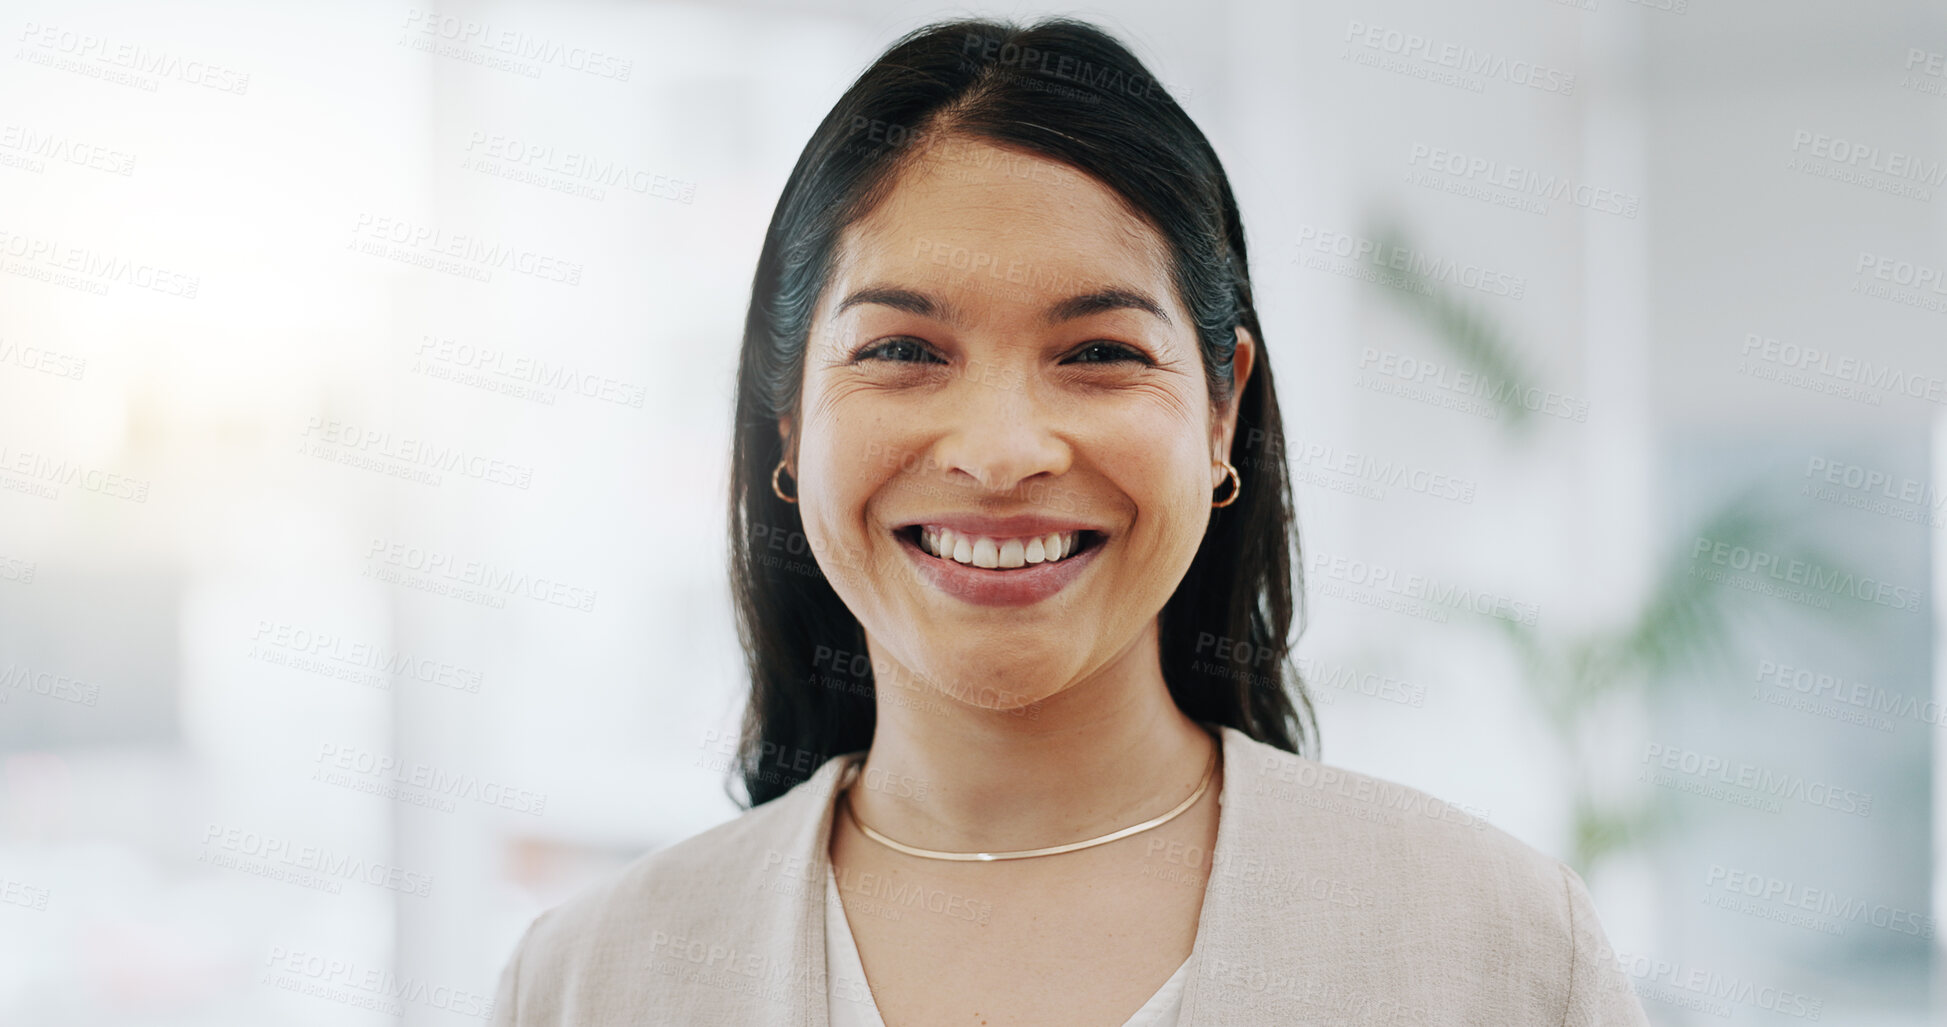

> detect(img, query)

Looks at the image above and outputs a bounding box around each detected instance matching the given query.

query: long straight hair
[726,17,1314,807]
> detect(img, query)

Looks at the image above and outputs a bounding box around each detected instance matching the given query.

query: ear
[776,414,796,475]
[1212,326,1256,467]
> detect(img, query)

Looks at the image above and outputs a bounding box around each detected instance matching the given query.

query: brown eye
[1065,342,1152,365]
[856,337,945,364]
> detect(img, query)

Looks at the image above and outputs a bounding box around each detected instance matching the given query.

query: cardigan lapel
[1173,723,1257,1026]
[784,747,868,1027]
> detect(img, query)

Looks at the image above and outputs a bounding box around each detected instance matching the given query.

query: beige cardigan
[491,724,1650,1025]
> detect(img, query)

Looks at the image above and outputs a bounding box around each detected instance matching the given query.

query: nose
[927,372,1070,495]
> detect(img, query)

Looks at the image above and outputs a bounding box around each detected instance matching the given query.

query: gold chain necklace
[839,732,1219,862]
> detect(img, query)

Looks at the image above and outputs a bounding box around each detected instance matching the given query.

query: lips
[892,524,1106,607]
[903,524,1104,568]
[894,513,1108,537]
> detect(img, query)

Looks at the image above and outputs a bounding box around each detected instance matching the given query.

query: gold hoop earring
[772,460,798,504]
[1211,461,1241,508]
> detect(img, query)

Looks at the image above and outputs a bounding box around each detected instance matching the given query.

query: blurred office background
[0,0,1940,1022]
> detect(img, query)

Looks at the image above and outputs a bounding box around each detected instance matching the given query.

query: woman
[492,18,1649,1026]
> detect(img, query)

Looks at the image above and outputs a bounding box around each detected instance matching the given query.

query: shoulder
[523,783,805,947]
[490,756,851,1025]
[1222,736,1588,986]
[1222,728,1557,880]
[1210,730,1646,1022]
[1223,727,1564,896]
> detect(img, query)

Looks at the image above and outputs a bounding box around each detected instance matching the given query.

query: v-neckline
[822,860,1193,1026]
[818,723,1225,1026]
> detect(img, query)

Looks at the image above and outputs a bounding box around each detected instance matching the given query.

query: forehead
[826,137,1178,317]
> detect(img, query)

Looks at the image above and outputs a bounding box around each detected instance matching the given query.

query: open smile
[892,524,1107,607]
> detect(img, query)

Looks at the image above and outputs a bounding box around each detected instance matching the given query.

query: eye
[854,337,945,364]
[1065,341,1152,366]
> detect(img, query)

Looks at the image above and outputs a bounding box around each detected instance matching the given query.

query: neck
[846,623,1220,853]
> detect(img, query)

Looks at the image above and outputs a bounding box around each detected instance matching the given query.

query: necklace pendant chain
[840,732,1219,862]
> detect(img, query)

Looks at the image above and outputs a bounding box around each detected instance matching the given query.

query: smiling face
[779,135,1252,713]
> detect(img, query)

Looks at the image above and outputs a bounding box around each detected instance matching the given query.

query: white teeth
[916,526,1084,568]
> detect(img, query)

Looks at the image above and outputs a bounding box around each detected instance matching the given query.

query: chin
[918,658,1067,711]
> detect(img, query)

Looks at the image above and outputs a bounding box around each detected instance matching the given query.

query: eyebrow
[1044,288,1171,327]
[833,285,1172,328]
[835,286,951,323]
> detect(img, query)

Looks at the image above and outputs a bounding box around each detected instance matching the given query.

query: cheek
[1093,411,1210,514]
[794,421,902,573]
[801,383,917,484]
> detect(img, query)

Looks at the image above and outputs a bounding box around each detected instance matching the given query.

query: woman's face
[780,136,1253,712]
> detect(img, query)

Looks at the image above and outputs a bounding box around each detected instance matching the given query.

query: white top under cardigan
[823,860,1190,1027]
